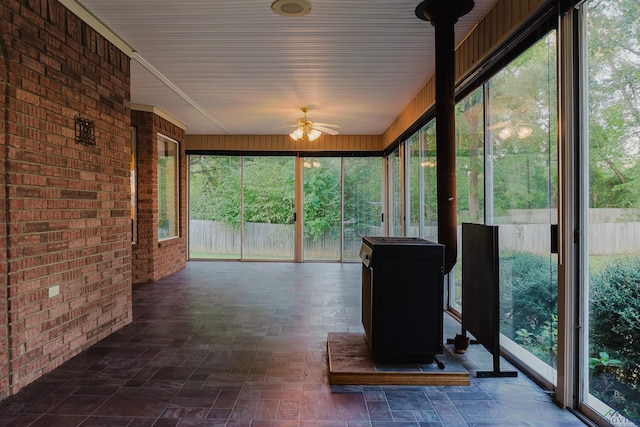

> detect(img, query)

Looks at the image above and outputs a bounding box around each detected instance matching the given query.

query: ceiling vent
[271,0,312,17]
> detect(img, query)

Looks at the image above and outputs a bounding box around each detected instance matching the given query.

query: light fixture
[290,127,304,141]
[288,107,338,142]
[498,126,512,140]
[420,160,436,168]
[517,126,533,139]
[74,115,96,146]
[271,0,312,17]
[307,129,321,141]
[491,121,533,140]
[290,123,322,142]
[303,159,321,169]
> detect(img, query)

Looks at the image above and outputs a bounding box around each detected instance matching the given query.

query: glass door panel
[455,88,485,311]
[188,155,241,259]
[584,0,640,423]
[242,156,295,260]
[421,122,438,242]
[343,157,383,261]
[303,157,341,261]
[406,134,421,237]
[388,148,403,236]
[487,32,558,380]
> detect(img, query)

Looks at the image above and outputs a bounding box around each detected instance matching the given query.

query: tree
[486,33,558,215]
[588,0,640,208]
[303,158,341,240]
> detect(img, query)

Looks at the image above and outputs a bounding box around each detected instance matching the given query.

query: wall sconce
[74,116,96,146]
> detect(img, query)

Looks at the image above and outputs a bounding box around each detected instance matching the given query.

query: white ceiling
[74,0,497,136]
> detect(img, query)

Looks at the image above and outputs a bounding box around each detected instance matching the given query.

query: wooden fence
[190,209,640,258]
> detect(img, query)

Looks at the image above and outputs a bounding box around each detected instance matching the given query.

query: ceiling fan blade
[312,124,339,135]
[270,124,298,130]
[312,122,340,128]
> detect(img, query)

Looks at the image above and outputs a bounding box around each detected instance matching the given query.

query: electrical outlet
[49,285,60,298]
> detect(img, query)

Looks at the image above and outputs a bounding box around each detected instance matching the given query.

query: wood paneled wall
[186,0,550,153]
[185,134,382,152]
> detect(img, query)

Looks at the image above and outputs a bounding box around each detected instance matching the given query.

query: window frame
[157,133,180,241]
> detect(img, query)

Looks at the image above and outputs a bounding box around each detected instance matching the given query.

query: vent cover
[271,0,312,17]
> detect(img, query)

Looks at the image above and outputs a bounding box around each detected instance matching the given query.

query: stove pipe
[415,0,474,274]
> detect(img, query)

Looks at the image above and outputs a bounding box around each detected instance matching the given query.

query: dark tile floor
[0,262,587,426]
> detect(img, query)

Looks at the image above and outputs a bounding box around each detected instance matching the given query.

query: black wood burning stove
[359,236,445,363]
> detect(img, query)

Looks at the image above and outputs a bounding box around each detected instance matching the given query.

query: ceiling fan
[282,107,340,141]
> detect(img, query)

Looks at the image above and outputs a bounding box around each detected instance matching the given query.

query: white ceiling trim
[57,0,134,57]
[132,52,231,134]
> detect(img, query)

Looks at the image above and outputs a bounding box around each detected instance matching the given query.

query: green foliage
[589,257,640,423]
[343,157,383,239]
[189,155,241,224]
[589,352,623,371]
[189,155,295,226]
[590,258,640,370]
[500,252,558,367]
[303,159,341,240]
[480,34,558,215]
[243,157,295,224]
[501,252,557,332]
[189,155,383,242]
[587,0,640,209]
[501,252,640,420]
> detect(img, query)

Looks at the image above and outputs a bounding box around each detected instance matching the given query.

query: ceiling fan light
[517,126,532,139]
[498,127,512,140]
[308,129,321,141]
[290,128,304,141]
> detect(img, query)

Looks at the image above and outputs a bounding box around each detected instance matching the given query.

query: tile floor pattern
[0,262,587,426]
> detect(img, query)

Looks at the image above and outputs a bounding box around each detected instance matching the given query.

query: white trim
[501,334,557,389]
[132,104,187,131]
[132,53,230,134]
[57,0,134,58]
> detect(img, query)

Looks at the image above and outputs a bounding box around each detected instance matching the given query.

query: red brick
[1,0,132,398]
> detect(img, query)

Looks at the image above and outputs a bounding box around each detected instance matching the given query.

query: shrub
[590,258,640,424]
[500,252,557,334]
[499,252,558,366]
[590,258,640,366]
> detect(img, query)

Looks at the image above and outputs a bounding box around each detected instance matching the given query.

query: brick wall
[131,109,186,284]
[0,25,8,399]
[0,0,132,397]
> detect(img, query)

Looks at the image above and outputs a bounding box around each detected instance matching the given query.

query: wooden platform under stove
[327,332,470,386]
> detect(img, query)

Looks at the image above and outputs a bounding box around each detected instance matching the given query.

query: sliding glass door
[242,156,295,260]
[303,157,342,261]
[388,148,403,236]
[189,154,381,262]
[583,0,640,423]
[189,155,242,258]
[487,32,559,381]
[343,157,383,261]
[454,88,485,312]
